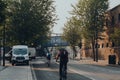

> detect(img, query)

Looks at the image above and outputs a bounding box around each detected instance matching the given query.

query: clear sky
[53,0,120,34]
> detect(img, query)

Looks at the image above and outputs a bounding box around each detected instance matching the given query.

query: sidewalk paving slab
[72,58,120,67]
[0,65,33,80]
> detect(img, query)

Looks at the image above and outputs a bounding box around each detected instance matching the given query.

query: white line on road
[30,62,37,80]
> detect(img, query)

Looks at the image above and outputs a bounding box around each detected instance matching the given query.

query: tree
[70,0,94,49]
[63,17,82,59]
[87,0,108,61]
[69,0,109,61]
[110,27,120,47]
[0,0,6,34]
[5,0,57,46]
[0,0,6,24]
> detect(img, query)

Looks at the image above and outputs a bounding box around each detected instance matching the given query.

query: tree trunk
[92,38,96,61]
[72,46,77,59]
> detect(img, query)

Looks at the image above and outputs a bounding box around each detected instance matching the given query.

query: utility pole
[3,23,5,66]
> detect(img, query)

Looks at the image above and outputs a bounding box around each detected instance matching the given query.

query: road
[30,57,91,80]
[68,60,120,80]
[2,57,119,80]
[30,57,120,80]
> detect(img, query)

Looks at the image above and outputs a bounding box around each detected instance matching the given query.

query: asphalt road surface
[30,57,92,80]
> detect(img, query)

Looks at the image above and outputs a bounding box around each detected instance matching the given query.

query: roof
[12,45,28,49]
[109,4,120,11]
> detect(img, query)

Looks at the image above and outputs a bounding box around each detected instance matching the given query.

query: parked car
[28,47,36,59]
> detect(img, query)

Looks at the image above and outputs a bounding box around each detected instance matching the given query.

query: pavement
[0,64,33,80]
[0,66,6,72]
[73,58,120,67]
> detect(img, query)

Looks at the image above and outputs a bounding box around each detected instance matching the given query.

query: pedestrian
[56,48,69,80]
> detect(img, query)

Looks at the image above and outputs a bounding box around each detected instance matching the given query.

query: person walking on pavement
[56,48,69,80]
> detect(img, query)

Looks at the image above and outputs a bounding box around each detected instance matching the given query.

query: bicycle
[46,52,51,67]
[61,65,67,80]
[47,59,50,67]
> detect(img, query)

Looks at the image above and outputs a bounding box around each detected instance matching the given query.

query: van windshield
[13,48,27,55]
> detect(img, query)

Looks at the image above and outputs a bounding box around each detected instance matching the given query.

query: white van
[28,47,36,59]
[11,45,29,65]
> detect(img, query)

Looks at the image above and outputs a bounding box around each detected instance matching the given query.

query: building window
[118,14,120,22]
[106,43,109,47]
[112,42,114,47]
[102,43,104,48]
[112,16,115,25]
[98,44,100,48]
[106,19,108,27]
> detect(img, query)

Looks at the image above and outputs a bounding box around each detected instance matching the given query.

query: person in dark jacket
[56,48,69,80]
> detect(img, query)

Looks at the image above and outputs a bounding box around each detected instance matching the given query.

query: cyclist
[56,48,69,80]
[46,52,51,66]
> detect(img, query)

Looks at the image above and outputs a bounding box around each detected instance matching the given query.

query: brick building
[84,4,120,63]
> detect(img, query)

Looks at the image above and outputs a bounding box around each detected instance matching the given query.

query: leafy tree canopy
[4,0,57,46]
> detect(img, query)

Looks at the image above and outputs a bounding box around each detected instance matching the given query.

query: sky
[53,0,120,34]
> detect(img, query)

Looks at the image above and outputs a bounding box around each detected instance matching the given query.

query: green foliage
[110,28,120,46]
[70,0,108,48]
[88,0,108,31]
[4,0,57,46]
[0,0,7,47]
[62,16,82,58]
[62,0,108,59]
[62,17,82,47]
[0,0,6,24]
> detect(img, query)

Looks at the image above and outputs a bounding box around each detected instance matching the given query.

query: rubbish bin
[108,55,116,64]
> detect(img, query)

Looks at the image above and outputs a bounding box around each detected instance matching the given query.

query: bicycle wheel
[47,60,50,67]
[62,66,67,80]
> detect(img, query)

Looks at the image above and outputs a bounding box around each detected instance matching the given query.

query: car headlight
[25,56,29,59]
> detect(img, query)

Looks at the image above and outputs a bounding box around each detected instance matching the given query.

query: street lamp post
[0,39,2,65]
[3,23,5,66]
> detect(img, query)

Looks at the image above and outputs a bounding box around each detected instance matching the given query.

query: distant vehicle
[5,53,10,60]
[11,45,29,66]
[28,47,36,59]
[5,50,12,62]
